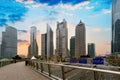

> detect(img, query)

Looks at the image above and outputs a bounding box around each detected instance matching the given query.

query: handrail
[0,60,14,67]
[31,61,120,75]
[27,60,120,80]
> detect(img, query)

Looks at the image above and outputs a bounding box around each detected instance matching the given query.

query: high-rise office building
[47,24,53,59]
[88,43,95,57]
[28,26,38,58]
[112,0,120,54]
[56,19,69,58]
[70,36,75,57]
[1,26,17,58]
[0,45,1,58]
[75,21,86,58]
[41,33,47,59]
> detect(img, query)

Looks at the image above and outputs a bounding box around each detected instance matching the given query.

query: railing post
[94,71,97,80]
[48,64,51,77]
[36,62,39,70]
[61,66,65,80]
[40,63,43,72]
[0,62,1,67]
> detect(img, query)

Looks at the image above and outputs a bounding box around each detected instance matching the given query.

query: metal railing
[0,60,14,67]
[27,60,120,80]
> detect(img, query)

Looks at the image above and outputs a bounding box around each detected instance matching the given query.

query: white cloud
[59,1,90,10]
[32,3,43,8]
[16,0,24,3]
[17,0,90,10]
[103,9,111,14]
[85,6,94,10]
[16,0,34,4]
[25,1,90,10]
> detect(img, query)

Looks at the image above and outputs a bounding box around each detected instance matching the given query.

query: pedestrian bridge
[0,62,50,80]
[0,61,120,80]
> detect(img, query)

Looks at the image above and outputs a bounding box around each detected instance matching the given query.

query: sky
[0,0,114,57]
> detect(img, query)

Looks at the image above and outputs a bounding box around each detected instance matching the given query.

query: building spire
[79,20,82,23]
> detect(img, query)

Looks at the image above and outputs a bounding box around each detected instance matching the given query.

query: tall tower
[28,26,38,58]
[112,0,120,54]
[41,33,47,59]
[0,45,1,58]
[70,36,75,57]
[56,19,69,59]
[1,26,17,58]
[47,24,53,59]
[75,21,86,58]
[88,43,95,57]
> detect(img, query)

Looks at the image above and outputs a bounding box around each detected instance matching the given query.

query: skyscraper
[28,26,38,58]
[56,19,69,59]
[75,21,86,58]
[70,36,75,57]
[0,45,1,58]
[41,33,47,59]
[1,26,17,58]
[47,24,53,59]
[88,43,95,57]
[112,0,120,54]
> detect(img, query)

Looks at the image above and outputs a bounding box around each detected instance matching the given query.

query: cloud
[18,39,29,43]
[20,0,89,10]
[32,3,42,8]
[16,0,34,4]
[85,6,94,10]
[102,9,111,14]
[59,1,90,10]
[40,10,73,22]
[0,0,28,26]
[33,0,89,6]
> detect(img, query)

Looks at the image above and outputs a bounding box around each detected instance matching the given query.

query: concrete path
[0,62,50,80]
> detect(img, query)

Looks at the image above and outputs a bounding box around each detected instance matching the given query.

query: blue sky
[0,0,114,56]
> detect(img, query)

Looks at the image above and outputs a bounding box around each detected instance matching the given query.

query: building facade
[112,0,120,54]
[47,24,54,59]
[0,45,1,58]
[1,26,17,58]
[70,36,75,57]
[56,19,69,59]
[75,21,86,58]
[88,43,95,57]
[28,26,38,58]
[41,33,47,59]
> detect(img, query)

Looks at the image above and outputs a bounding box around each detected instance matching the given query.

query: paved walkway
[0,62,50,80]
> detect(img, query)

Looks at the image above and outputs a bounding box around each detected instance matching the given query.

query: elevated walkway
[0,62,50,80]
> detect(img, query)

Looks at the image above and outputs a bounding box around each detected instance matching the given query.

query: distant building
[1,26,17,58]
[0,45,1,58]
[112,0,120,54]
[75,21,86,58]
[88,43,95,57]
[70,36,75,57]
[28,26,38,58]
[56,19,69,59]
[47,24,54,59]
[41,33,47,59]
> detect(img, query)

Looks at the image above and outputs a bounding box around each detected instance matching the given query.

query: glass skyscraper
[112,0,120,54]
[88,43,95,57]
[70,36,75,57]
